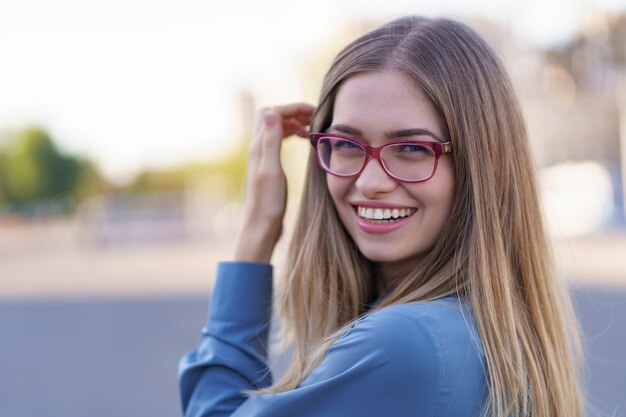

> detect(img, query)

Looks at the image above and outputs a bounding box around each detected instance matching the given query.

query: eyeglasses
[309,133,453,183]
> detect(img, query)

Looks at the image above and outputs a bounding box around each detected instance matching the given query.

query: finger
[282,114,313,138]
[283,123,310,138]
[250,107,275,157]
[296,127,309,138]
[258,109,284,174]
[272,104,314,137]
[293,111,314,124]
[252,104,310,139]
[273,102,315,119]
[250,103,314,160]
[282,118,306,137]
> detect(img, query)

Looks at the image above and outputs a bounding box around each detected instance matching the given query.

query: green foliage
[126,138,250,200]
[72,158,110,202]
[2,127,80,204]
[0,126,108,213]
[0,123,264,215]
[0,150,8,206]
[127,169,187,194]
[0,124,253,215]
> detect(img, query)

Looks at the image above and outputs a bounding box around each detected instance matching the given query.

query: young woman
[179,16,582,417]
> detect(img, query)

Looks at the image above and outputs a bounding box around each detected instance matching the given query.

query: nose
[354,158,398,197]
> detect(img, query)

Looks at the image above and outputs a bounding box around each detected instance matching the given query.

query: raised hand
[233,103,315,263]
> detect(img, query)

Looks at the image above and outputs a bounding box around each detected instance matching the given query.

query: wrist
[233,222,282,263]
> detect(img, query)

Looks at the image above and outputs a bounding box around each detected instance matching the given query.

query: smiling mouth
[355,206,417,223]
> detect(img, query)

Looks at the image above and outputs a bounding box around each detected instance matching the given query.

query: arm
[180,104,317,415]
[234,104,314,264]
[179,262,273,415]
[179,263,486,417]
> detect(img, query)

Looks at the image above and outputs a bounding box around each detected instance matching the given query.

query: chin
[356,244,422,265]
[352,234,436,268]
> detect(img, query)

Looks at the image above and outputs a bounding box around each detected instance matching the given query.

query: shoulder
[353,297,482,356]
[336,297,487,415]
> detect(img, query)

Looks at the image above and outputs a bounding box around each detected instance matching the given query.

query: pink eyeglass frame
[309,132,453,183]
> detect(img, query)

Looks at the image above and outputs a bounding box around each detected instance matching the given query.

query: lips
[351,202,417,234]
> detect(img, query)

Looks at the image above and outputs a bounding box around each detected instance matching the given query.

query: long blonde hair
[264,16,582,417]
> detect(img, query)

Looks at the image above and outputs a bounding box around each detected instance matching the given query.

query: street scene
[0,217,625,417]
[2,2,626,416]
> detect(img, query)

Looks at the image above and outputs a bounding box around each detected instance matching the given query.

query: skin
[326,70,455,293]
[234,103,314,263]
[234,70,455,295]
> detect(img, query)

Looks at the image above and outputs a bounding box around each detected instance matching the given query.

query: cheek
[433,171,456,224]
[408,161,455,220]
[326,175,351,206]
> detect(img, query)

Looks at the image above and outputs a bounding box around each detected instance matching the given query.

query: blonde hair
[263,16,582,417]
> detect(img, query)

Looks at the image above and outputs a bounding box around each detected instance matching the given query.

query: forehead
[332,70,443,138]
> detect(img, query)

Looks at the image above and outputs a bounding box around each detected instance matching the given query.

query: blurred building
[476,13,626,233]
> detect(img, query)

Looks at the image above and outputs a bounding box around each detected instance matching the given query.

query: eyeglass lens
[317,137,436,181]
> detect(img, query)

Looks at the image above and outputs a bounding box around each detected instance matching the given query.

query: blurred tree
[128,169,186,194]
[2,127,80,205]
[72,158,110,202]
[127,138,249,200]
[0,149,9,206]
[0,126,109,213]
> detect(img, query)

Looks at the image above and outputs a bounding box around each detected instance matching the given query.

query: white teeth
[357,206,415,220]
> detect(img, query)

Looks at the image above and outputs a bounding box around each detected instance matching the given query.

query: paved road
[0,287,624,417]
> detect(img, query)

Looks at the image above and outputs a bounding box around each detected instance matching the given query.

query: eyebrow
[327,124,443,142]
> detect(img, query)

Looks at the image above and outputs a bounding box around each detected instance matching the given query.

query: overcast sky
[1,0,624,182]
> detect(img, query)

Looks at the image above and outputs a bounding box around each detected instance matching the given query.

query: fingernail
[265,114,277,126]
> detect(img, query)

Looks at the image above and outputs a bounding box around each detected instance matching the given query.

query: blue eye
[398,144,429,153]
[384,143,435,162]
[332,139,361,150]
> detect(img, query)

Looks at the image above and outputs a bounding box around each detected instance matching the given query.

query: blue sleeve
[179,262,486,417]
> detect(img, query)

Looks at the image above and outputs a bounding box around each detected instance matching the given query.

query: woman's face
[326,70,455,280]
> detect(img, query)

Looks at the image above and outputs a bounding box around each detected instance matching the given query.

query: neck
[373,261,414,299]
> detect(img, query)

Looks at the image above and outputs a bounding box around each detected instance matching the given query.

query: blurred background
[1,0,626,416]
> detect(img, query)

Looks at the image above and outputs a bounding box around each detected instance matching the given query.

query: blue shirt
[179,262,488,416]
